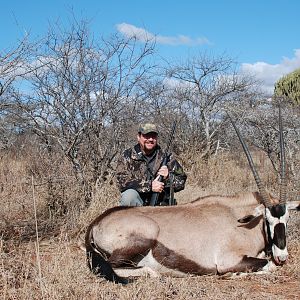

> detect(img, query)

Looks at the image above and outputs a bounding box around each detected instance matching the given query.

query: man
[115,123,187,206]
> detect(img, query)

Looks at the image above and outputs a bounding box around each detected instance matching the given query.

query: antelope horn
[227,112,272,207]
[278,104,287,204]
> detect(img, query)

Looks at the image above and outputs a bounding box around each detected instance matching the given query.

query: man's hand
[157,165,169,179]
[152,175,165,193]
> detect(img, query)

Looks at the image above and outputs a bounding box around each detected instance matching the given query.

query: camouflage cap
[138,123,158,134]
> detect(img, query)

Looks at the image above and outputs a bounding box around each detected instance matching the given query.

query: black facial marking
[269,204,286,218]
[272,223,286,249]
[265,204,288,253]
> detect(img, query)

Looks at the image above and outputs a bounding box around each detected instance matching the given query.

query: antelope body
[85,105,300,284]
[85,192,299,283]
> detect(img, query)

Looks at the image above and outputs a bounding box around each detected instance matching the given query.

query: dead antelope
[85,107,300,284]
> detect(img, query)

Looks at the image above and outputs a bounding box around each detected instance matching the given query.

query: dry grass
[1,219,299,300]
[1,151,299,300]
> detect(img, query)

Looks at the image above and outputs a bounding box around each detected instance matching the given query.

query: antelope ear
[238,204,265,223]
[237,204,265,229]
[238,214,263,229]
[287,201,300,211]
[238,215,255,223]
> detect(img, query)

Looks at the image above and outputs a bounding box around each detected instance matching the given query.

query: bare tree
[165,53,258,159]
[0,35,34,97]
[223,97,299,197]
[0,35,36,149]
[21,20,156,205]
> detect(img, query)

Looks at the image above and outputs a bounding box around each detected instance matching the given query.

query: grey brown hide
[85,192,300,284]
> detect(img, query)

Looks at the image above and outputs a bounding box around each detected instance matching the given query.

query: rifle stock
[149,186,160,206]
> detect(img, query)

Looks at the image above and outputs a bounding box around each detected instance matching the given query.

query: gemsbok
[85,107,300,284]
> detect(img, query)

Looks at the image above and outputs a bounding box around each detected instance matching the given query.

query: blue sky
[1,0,300,93]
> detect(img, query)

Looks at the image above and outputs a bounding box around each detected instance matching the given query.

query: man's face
[137,132,158,154]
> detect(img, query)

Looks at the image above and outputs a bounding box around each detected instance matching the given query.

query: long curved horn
[278,104,287,204]
[227,112,272,207]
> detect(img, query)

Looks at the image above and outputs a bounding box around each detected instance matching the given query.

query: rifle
[168,170,175,205]
[149,121,177,206]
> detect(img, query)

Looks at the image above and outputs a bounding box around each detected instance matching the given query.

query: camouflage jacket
[115,143,187,204]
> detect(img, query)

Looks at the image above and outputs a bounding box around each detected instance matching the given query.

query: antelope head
[228,105,299,265]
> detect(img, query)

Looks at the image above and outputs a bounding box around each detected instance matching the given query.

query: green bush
[274,68,300,105]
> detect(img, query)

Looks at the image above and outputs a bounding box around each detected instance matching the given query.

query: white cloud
[116,23,210,46]
[241,49,300,94]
